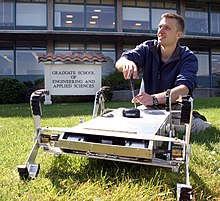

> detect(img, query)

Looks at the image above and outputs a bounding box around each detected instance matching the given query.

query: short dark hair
[161,13,185,32]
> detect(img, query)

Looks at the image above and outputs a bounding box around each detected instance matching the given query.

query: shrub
[101,70,141,101]
[23,78,45,102]
[102,70,141,90]
[217,79,220,87]
[0,78,27,104]
[34,78,44,89]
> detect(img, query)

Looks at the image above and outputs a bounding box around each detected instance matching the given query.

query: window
[151,9,176,31]
[0,42,14,76]
[87,44,101,50]
[123,45,136,51]
[55,3,115,31]
[70,43,84,51]
[211,50,220,87]
[151,1,177,31]
[0,50,14,75]
[0,0,14,29]
[123,7,150,31]
[87,0,114,4]
[211,5,220,35]
[122,0,177,32]
[55,4,84,29]
[16,42,46,75]
[16,2,47,28]
[123,0,149,7]
[122,0,150,32]
[194,51,210,87]
[86,5,115,30]
[196,54,209,77]
[185,3,208,34]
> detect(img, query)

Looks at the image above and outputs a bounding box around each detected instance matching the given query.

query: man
[115,12,210,133]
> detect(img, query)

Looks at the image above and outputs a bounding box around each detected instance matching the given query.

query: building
[0,0,220,88]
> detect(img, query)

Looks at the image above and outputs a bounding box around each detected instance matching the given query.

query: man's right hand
[115,57,139,79]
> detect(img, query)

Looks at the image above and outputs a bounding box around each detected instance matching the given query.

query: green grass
[0,98,219,201]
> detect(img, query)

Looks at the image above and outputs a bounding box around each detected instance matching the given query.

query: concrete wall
[111,88,220,101]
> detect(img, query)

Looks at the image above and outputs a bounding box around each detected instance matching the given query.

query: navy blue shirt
[122,39,198,95]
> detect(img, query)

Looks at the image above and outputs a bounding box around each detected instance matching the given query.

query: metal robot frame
[18,87,194,201]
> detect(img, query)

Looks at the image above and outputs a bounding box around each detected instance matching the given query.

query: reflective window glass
[123,0,135,6]
[185,4,208,34]
[151,9,176,31]
[185,11,208,34]
[151,2,164,7]
[55,43,69,50]
[16,3,46,27]
[101,0,114,5]
[70,43,84,51]
[137,0,149,7]
[86,5,115,29]
[0,50,14,75]
[196,54,209,77]
[16,50,46,75]
[165,2,176,9]
[211,6,220,35]
[102,44,115,51]
[212,53,220,86]
[55,4,84,28]
[16,41,46,50]
[87,0,100,4]
[123,45,136,51]
[123,7,150,31]
[101,51,115,76]
[16,0,46,2]
[0,1,14,29]
[194,53,210,87]
[70,0,84,3]
[87,44,101,50]
[55,0,69,2]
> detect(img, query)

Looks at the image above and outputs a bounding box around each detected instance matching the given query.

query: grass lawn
[0,97,219,201]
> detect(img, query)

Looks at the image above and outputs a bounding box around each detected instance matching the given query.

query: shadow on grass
[45,154,188,197]
[44,153,218,200]
[191,126,220,149]
[189,169,215,200]
[43,126,220,200]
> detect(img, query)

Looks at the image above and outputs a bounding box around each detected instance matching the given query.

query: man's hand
[115,57,139,79]
[132,92,153,106]
[122,60,139,79]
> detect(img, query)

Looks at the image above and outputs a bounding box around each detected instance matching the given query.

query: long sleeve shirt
[122,39,198,95]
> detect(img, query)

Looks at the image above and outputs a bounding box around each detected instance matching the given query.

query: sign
[44,63,101,104]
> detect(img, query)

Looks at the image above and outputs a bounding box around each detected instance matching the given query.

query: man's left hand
[132,92,153,106]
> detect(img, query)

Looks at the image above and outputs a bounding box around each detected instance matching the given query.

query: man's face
[157,17,183,47]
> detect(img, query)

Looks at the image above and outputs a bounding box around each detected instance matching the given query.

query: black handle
[30,89,49,116]
[165,89,171,111]
[95,86,110,104]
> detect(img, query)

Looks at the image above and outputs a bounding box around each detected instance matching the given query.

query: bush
[34,78,44,89]
[102,70,141,90]
[217,79,220,87]
[23,78,45,102]
[101,70,141,101]
[0,78,27,104]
